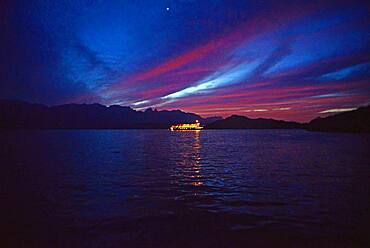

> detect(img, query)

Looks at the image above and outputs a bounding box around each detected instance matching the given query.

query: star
[166,7,170,11]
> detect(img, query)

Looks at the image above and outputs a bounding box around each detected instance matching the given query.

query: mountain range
[0,99,220,129]
[0,99,368,132]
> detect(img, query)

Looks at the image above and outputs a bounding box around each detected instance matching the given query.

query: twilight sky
[1,0,369,122]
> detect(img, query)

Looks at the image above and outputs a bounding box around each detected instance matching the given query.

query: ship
[170,120,203,131]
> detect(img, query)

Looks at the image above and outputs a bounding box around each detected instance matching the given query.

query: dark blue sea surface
[1,130,369,247]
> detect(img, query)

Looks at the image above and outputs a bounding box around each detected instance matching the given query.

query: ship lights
[170,121,203,131]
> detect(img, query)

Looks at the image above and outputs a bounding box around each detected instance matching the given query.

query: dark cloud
[72,38,114,75]
[251,41,292,79]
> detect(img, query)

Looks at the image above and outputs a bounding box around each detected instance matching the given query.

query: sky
[1,0,369,122]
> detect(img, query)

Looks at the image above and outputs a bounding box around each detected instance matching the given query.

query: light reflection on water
[173,130,203,189]
[0,129,369,246]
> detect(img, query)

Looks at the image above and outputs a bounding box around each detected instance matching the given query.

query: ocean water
[0,130,369,247]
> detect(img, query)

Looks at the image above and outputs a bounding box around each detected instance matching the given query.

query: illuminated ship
[170,120,203,131]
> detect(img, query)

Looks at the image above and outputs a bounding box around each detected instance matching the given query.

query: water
[0,130,369,247]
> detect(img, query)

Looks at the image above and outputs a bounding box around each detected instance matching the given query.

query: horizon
[2,97,367,124]
[1,0,370,122]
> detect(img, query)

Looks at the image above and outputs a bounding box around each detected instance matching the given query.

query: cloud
[250,42,292,78]
[72,39,113,73]
[162,60,261,99]
[273,107,291,110]
[319,108,356,113]
[319,63,370,81]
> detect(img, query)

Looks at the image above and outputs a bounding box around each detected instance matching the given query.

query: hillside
[205,115,303,129]
[307,106,370,133]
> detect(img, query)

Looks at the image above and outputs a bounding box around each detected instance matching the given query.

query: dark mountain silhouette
[202,116,223,124]
[307,106,370,133]
[205,115,303,129]
[0,99,216,129]
[1,99,368,132]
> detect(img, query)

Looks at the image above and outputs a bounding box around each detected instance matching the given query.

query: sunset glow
[1,0,369,122]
